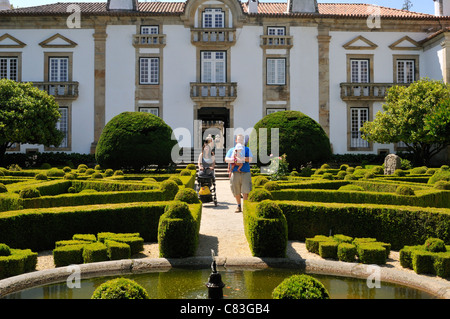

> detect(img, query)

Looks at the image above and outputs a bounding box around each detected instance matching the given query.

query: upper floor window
[351,59,369,83]
[141,26,159,35]
[201,51,226,83]
[140,57,159,85]
[267,27,285,36]
[203,8,225,28]
[396,60,415,84]
[49,57,69,82]
[0,57,18,81]
[267,58,286,85]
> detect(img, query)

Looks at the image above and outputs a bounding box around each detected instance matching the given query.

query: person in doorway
[225,134,253,213]
[198,137,216,177]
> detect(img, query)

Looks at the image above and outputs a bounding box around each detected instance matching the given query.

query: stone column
[91,24,107,154]
[317,27,331,137]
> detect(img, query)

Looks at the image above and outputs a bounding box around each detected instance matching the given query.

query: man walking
[225,134,253,213]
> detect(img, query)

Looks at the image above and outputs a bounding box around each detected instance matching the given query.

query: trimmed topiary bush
[180,169,192,176]
[95,112,178,170]
[91,278,149,299]
[47,168,65,177]
[425,238,446,253]
[248,188,273,202]
[250,111,331,170]
[253,176,269,187]
[434,181,450,190]
[428,166,450,185]
[264,181,281,191]
[395,185,415,196]
[272,275,330,299]
[82,242,108,263]
[168,176,182,185]
[35,173,48,181]
[319,241,338,259]
[174,188,200,204]
[160,180,179,200]
[337,243,357,262]
[19,187,41,199]
[338,184,364,192]
[0,183,7,193]
[105,240,131,261]
[357,243,387,265]
[0,243,11,256]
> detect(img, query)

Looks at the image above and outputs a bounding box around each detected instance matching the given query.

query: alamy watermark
[367,5,381,29]
[66,4,81,29]
[366,265,381,289]
[66,265,81,289]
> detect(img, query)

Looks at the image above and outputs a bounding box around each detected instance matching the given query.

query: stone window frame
[393,54,419,84]
[346,101,373,152]
[266,57,287,86]
[44,52,73,82]
[139,56,160,85]
[45,104,72,152]
[0,52,22,82]
[346,54,374,83]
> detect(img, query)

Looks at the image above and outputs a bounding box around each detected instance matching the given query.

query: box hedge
[105,240,131,261]
[276,201,450,250]
[53,244,85,267]
[399,241,450,278]
[0,246,37,279]
[82,242,108,264]
[243,201,287,258]
[337,243,357,262]
[158,201,202,258]
[0,202,175,251]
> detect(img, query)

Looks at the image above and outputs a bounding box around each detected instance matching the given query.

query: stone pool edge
[0,256,449,299]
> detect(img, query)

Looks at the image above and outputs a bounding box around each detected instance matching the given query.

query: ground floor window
[139,107,159,117]
[56,107,69,149]
[350,107,369,149]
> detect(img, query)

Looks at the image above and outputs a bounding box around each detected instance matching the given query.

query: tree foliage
[0,79,63,163]
[361,78,450,165]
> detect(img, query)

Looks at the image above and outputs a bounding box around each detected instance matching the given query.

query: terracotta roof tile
[0,1,438,18]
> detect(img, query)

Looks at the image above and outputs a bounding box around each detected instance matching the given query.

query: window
[267,58,286,85]
[141,26,159,35]
[267,27,286,45]
[0,57,18,81]
[350,59,369,83]
[139,107,159,117]
[48,57,69,96]
[350,108,369,148]
[203,9,225,28]
[266,108,286,115]
[56,107,69,149]
[397,60,415,84]
[201,51,226,83]
[140,57,159,85]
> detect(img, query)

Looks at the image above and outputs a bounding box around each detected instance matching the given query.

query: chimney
[287,0,319,13]
[0,0,11,11]
[107,0,138,11]
[434,0,450,16]
[248,0,258,14]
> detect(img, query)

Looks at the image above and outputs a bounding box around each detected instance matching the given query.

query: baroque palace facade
[1,0,450,162]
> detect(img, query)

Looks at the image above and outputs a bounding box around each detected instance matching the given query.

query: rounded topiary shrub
[248,188,273,202]
[253,176,269,187]
[46,168,65,177]
[428,167,450,185]
[35,173,48,181]
[19,187,41,199]
[186,164,196,170]
[160,180,179,200]
[396,185,415,196]
[250,111,331,170]
[372,166,384,175]
[0,183,7,193]
[168,176,182,185]
[434,181,450,190]
[264,181,281,191]
[95,112,178,170]
[174,188,200,204]
[256,200,283,219]
[272,275,330,299]
[425,238,446,253]
[163,201,192,218]
[0,243,11,256]
[91,278,149,299]
[179,169,192,176]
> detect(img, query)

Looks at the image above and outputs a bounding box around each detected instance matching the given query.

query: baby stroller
[197,168,218,207]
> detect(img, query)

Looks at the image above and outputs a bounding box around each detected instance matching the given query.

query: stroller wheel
[214,199,218,207]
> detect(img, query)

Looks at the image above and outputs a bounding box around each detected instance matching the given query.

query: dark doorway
[198,107,229,145]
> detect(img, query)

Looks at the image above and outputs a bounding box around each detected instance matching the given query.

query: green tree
[0,79,64,165]
[361,78,450,166]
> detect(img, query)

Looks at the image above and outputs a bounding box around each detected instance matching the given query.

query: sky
[8,0,436,15]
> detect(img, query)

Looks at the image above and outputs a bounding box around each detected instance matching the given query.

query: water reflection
[2,268,435,300]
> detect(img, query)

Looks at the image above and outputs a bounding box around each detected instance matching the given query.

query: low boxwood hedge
[276,201,450,250]
[0,202,178,251]
[399,240,450,278]
[0,245,37,279]
[243,201,287,258]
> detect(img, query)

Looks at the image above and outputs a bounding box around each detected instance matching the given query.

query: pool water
[2,267,435,299]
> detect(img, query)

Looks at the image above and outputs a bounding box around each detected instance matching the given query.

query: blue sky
[9,0,435,15]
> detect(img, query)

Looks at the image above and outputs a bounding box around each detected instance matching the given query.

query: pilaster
[317,27,331,137]
[91,24,107,154]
